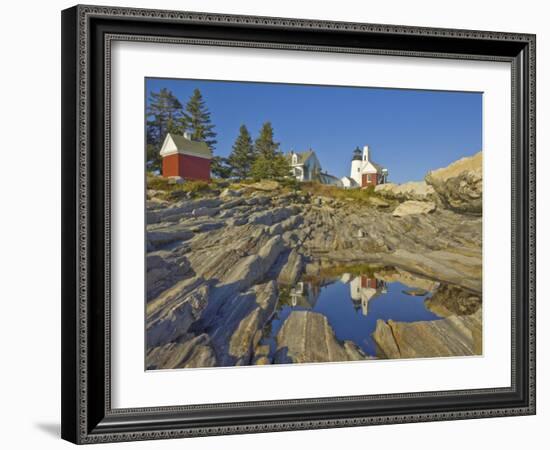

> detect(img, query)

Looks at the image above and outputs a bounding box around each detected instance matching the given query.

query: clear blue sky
[146,78,482,183]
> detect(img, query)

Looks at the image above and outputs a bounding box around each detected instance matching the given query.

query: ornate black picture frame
[61,4,536,444]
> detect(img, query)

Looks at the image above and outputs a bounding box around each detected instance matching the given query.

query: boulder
[368,197,391,208]
[146,333,216,369]
[274,311,366,363]
[392,200,436,217]
[248,207,296,226]
[276,249,304,285]
[218,236,285,292]
[146,253,191,301]
[146,277,209,347]
[375,181,436,202]
[188,221,224,233]
[247,180,280,191]
[372,308,482,359]
[226,216,248,227]
[425,152,482,215]
[245,195,271,206]
[208,281,279,366]
[382,249,482,293]
[192,206,219,217]
[220,198,244,210]
[167,176,184,185]
[220,188,242,199]
[424,284,482,317]
[252,344,271,364]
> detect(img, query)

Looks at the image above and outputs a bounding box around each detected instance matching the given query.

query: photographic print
[145,78,483,370]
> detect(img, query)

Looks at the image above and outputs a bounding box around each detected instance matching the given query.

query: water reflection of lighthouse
[348,275,387,315]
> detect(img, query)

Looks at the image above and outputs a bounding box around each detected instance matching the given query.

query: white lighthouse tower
[348,145,388,188]
[350,146,363,185]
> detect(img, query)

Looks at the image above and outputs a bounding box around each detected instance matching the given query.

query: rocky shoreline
[145,152,483,369]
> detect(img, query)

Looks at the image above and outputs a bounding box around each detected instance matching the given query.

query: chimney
[183,131,192,140]
[363,145,370,162]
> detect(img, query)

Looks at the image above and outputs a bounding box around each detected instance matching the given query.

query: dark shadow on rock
[273,346,291,364]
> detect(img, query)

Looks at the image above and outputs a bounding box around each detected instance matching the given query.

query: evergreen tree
[146,88,183,170]
[181,89,217,150]
[250,122,290,180]
[228,125,255,179]
[211,156,232,179]
[254,122,279,158]
[250,153,291,180]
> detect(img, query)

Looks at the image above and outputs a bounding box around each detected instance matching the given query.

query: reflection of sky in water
[266,276,442,357]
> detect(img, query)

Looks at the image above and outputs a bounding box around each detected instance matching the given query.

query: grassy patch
[300,182,376,203]
[146,174,219,199]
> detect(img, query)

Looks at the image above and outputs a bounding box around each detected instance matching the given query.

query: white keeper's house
[287,149,344,187]
[287,149,321,182]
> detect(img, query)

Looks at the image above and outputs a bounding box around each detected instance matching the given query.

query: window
[357,168,360,172]
[367,174,371,182]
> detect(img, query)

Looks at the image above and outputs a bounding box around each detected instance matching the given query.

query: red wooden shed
[160,132,212,182]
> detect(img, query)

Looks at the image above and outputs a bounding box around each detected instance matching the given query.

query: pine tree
[211,156,232,179]
[254,122,279,159]
[250,122,290,180]
[146,88,183,170]
[181,89,217,150]
[250,153,291,180]
[228,125,255,179]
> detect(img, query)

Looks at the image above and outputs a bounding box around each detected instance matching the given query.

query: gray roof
[319,172,343,186]
[168,133,212,158]
[287,149,315,165]
[370,161,385,172]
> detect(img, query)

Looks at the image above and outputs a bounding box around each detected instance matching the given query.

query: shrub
[183,180,210,194]
[278,177,302,191]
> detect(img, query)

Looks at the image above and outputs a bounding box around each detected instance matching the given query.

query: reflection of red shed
[160,132,212,181]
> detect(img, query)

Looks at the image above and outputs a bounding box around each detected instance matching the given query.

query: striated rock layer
[425,151,482,215]
[274,311,366,364]
[372,308,482,359]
